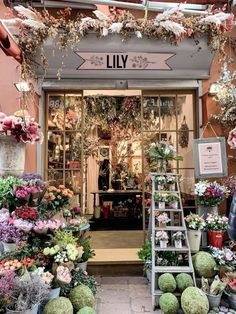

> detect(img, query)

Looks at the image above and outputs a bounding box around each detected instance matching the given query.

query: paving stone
[95,275,102,285]
[99,289,130,303]
[101,276,129,284]
[101,283,129,291]
[127,276,147,285]
[99,302,132,314]
[129,284,151,298]
[131,297,154,313]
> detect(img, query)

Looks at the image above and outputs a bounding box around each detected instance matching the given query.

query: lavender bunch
[0,223,24,243]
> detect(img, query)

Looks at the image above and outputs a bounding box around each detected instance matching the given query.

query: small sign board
[193,137,228,178]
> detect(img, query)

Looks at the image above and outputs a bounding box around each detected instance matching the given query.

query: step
[155,226,185,231]
[154,266,193,273]
[154,246,189,251]
[154,208,182,212]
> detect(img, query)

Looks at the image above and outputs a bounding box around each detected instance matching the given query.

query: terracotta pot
[0,136,25,176]
[187,229,201,252]
[208,230,224,249]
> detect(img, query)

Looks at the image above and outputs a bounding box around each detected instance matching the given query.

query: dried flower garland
[4,5,234,80]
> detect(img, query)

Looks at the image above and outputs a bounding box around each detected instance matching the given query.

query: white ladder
[150,173,196,310]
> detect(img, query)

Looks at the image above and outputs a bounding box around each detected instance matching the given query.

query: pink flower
[0,208,10,223]
[56,266,71,284]
[2,116,14,131]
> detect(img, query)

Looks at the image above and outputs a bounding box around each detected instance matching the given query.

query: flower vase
[169,184,176,191]
[208,230,224,249]
[197,205,218,219]
[159,222,166,228]
[157,159,167,174]
[157,184,165,191]
[158,202,165,209]
[160,240,168,249]
[174,240,182,248]
[187,229,201,252]
[2,242,17,253]
[49,287,61,299]
[170,201,178,209]
[0,135,25,176]
[94,206,101,219]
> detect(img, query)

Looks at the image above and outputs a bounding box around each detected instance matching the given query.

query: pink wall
[0,2,38,174]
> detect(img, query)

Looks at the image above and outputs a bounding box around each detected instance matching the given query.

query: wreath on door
[178,116,189,148]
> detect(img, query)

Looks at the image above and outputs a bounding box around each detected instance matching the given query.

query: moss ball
[43,297,73,314]
[192,251,216,278]
[158,273,176,293]
[176,273,194,292]
[76,306,96,314]
[159,293,179,314]
[181,287,209,314]
[68,284,95,311]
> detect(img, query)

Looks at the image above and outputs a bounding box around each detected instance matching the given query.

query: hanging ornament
[178,116,189,148]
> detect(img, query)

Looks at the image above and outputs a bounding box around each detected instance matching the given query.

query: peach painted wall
[0,2,38,173]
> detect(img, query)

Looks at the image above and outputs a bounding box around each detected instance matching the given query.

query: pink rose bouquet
[56,266,71,284]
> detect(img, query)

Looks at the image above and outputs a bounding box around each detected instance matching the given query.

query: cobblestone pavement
[95,276,161,314]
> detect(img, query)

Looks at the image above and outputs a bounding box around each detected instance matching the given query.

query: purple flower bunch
[15,185,41,198]
[0,222,24,243]
[21,173,42,181]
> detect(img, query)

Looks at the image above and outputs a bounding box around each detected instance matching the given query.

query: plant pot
[6,304,39,314]
[94,206,101,219]
[158,202,165,209]
[77,261,88,271]
[197,205,218,219]
[2,242,17,253]
[0,135,25,176]
[169,184,176,191]
[157,184,165,191]
[159,222,166,228]
[206,292,222,309]
[160,240,168,249]
[170,201,178,209]
[187,229,201,252]
[228,291,236,310]
[174,240,182,248]
[208,230,224,249]
[49,287,61,299]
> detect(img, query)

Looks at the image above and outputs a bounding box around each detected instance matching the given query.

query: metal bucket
[206,292,222,309]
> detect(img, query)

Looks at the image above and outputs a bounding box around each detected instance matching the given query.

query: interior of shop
[45,89,197,254]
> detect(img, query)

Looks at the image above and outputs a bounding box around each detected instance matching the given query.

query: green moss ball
[76,306,96,314]
[158,273,176,293]
[159,293,179,314]
[69,284,95,311]
[192,251,216,278]
[176,273,194,292]
[181,287,209,314]
[43,297,73,314]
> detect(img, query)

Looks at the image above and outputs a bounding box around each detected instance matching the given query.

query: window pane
[48,95,64,130]
[143,96,160,131]
[65,132,81,169]
[47,132,64,169]
[65,170,81,193]
[159,95,177,131]
[178,132,194,169]
[177,94,194,130]
[47,170,64,184]
[179,169,195,195]
[65,95,82,130]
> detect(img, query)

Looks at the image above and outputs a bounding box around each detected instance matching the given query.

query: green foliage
[60,269,97,296]
[43,297,73,314]
[77,237,95,262]
[192,251,216,278]
[0,176,24,208]
[76,306,96,314]
[138,240,151,262]
[176,273,194,293]
[68,284,95,311]
[159,293,179,314]
[181,287,209,314]
[54,230,77,246]
[158,273,176,293]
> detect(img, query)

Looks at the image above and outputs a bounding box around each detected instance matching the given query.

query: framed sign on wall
[193,137,228,178]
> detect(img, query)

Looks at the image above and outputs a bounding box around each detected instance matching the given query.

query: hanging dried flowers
[178,116,189,148]
[4,5,234,80]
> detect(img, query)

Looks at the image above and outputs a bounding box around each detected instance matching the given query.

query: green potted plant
[201,276,226,309]
[185,213,205,252]
[156,212,171,228]
[138,240,152,282]
[156,231,169,249]
[154,193,168,209]
[166,175,178,191]
[155,175,166,191]
[168,193,179,209]
[205,214,228,249]
[172,231,185,249]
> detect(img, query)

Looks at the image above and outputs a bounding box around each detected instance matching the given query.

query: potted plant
[205,214,228,249]
[194,181,229,219]
[185,213,205,252]
[223,272,236,310]
[138,240,152,282]
[168,193,179,209]
[6,273,50,314]
[0,112,43,177]
[148,141,183,173]
[172,231,185,248]
[210,247,236,277]
[201,276,227,309]
[155,176,166,191]
[156,212,171,228]
[156,231,169,249]
[154,193,168,209]
[34,267,59,299]
[76,236,95,271]
[166,175,177,191]
[0,222,24,253]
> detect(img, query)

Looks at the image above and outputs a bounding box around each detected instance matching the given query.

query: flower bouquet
[168,193,179,209]
[156,212,171,227]
[206,214,228,249]
[155,176,166,190]
[43,185,74,213]
[172,231,185,248]
[0,222,24,252]
[185,213,205,252]
[154,193,168,209]
[166,175,177,191]
[148,141,183,173]
[156,231,169,248]
[210,247,236,273]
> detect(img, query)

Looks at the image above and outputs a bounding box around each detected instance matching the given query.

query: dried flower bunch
[5,6,234,79]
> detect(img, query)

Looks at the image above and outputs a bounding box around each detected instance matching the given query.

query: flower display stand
[150,173,196,310]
